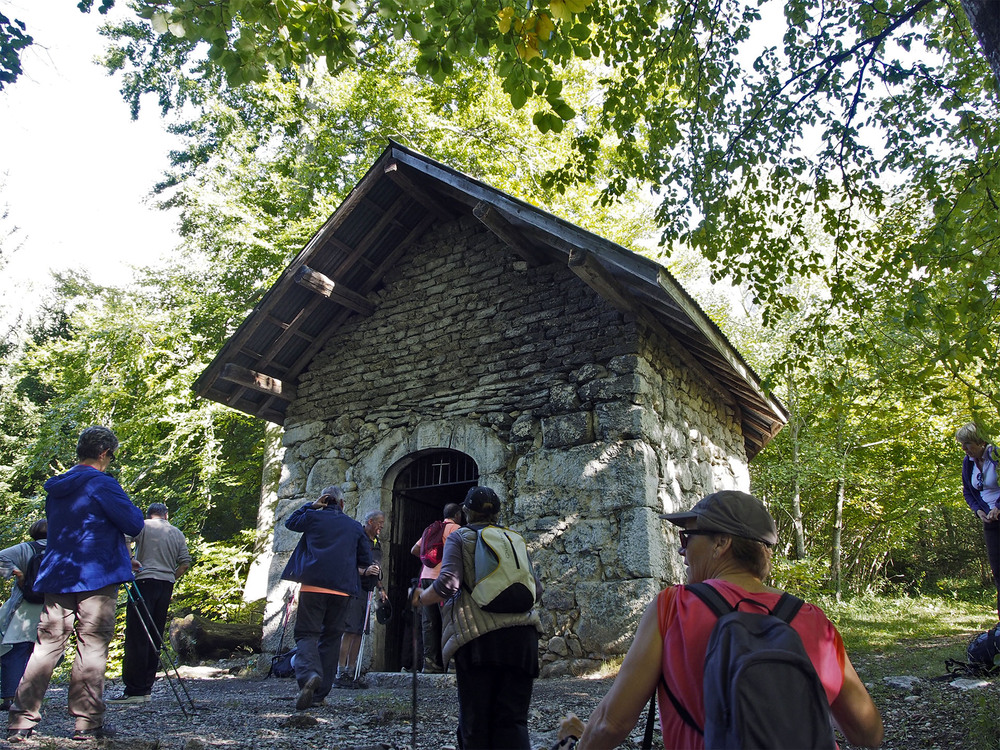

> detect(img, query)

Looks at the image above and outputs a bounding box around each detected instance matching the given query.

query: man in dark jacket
[281,485,373,710]
[8,426,145,743]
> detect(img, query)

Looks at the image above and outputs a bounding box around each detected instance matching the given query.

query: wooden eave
[194,142,787,459]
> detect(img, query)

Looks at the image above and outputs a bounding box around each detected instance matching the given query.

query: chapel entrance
[381,449,478,671]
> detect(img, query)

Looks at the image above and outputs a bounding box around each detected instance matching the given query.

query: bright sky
[0,1,181,326]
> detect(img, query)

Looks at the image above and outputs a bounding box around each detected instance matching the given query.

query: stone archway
[348,419,509,672]
[380,449,478,671]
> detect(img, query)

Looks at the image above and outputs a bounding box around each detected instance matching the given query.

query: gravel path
[8,664,624,750]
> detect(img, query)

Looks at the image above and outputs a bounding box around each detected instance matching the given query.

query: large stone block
[576,578,660,655]
[617,506,670,580]
[306,458,349,495]
[281,420,326,447]
[516,441,658,513]
[595,401,662,443]
[541,412,594,448]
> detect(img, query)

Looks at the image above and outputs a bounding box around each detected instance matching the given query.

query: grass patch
[811,593,998,690]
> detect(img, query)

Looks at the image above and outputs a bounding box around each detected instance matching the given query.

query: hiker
[410,502,462,673]
[0,520,47,710]
[412,487,543,749]
[280,485,372,710]
[553,490,883,750]
[8,426,145,743]
[110,502,191,704]
[956,422,1000,622]
[336,509,387,689]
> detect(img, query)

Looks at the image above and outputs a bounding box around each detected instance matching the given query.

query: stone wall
[254,215,749,674]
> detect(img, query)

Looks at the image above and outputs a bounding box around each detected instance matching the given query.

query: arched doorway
[382,449,478,671]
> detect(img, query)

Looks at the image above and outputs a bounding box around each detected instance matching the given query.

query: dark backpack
[944,626,1000,679]
[419,520,447,568]
[18,541,46,605]
[664,583,837,750]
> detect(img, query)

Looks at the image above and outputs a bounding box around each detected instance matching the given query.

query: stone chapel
[194,142,787,676]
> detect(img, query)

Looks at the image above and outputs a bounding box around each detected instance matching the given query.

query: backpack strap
[659,674,703,736]
[26,541,43,555]
[684,582,733,618]
[770,592,805,624]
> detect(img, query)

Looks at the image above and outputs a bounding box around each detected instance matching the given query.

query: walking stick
[268,588,295,678]
[125,582,197,716]
[353,590,375,682]
[410,583,419,749]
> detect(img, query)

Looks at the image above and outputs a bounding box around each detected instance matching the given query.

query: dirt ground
[8,641,999,749]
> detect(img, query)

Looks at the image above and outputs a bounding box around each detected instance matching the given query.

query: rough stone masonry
[245,214,749,676]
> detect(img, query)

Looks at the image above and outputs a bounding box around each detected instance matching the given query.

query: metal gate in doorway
[381,449,478,672]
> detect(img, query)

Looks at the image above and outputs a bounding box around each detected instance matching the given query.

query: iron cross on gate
[432,458,450,485]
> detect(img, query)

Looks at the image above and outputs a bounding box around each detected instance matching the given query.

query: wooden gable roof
[193,142,787,459]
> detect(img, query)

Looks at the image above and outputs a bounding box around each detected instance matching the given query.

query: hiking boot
[72,724,116,741]
[334,673,354,689]
[107,692,150,704]
[295,674,322,711]
[7,728,33,743]
[350,677,369,690]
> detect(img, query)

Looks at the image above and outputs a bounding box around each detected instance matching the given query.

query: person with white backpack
[412,486,543,749]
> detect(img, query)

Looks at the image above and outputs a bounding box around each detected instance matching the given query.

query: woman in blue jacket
[957,422,1000,622]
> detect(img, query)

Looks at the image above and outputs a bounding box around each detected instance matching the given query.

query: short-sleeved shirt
[657,580,847,750]
[418,520,460,580]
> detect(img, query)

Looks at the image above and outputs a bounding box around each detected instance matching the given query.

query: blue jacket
[38,464,145,594]
[281,503,372,593]
[963,444,1000,515]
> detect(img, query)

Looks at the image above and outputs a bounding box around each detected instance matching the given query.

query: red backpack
[419,520,447,567]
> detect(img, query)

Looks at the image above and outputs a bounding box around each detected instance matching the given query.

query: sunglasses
[679,529,716,549]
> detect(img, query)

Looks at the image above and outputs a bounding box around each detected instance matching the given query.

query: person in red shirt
[557,491,883,750]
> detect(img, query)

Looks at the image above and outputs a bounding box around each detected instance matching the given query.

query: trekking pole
[268,589,295,678]
[125,582,196,716]
[410,583,419,749]
[353,590,374,682]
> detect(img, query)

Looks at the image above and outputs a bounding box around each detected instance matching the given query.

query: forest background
[0,0,998,628]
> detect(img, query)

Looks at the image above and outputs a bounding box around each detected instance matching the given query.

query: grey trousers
[9,584,118,732]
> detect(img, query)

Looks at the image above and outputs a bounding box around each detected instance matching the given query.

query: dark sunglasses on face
[679,529,716,549]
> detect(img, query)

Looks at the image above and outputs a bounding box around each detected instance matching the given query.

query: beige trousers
[9,584,118,732]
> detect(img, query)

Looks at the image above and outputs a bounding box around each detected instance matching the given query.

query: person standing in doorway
[336,509,387,689]
[8,426,145,743]
[281,485,372,710]
[109,502,191,704]
[411,503,462,673]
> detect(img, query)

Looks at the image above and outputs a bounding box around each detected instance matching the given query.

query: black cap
[463,486,499,514]
[661,491,778,546]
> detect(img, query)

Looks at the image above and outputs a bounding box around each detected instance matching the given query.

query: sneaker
[295,674,321,711]
[7,728,33,743]
[107,693,150,704]
[72,724,116,741]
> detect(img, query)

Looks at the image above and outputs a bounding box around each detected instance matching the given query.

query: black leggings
[984,520,1000,621]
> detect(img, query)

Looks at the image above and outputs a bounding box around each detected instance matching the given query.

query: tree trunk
[832,476,846,602]
[961,0,1000,86]
[169,614,262,662]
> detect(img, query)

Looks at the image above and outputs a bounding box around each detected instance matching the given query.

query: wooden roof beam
[474,202,544,267]
[220,364,297,402]
[294,265,376,316]
[384,160,454,223]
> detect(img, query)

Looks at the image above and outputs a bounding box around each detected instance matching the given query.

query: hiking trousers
[122,578,174,696]
[9,584,118,733]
